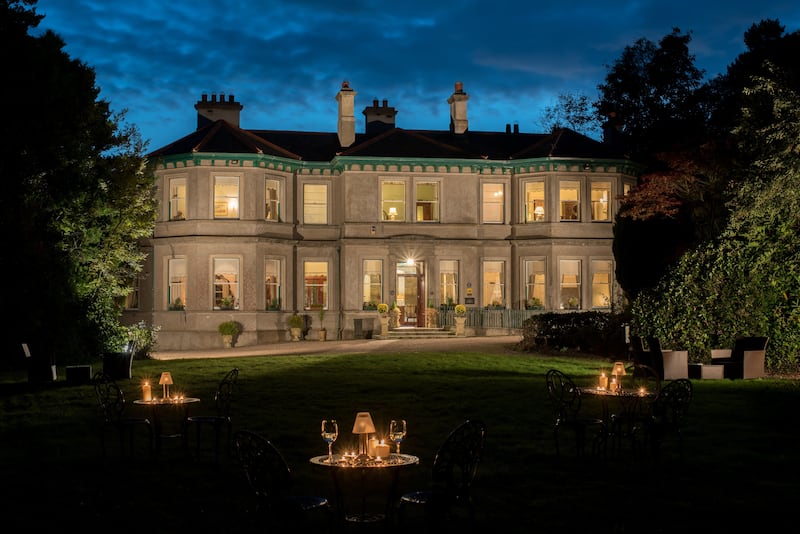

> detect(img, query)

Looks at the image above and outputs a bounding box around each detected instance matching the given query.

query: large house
[124,81,640,350]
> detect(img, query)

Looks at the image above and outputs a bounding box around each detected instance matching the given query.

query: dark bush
[519,311,629,357]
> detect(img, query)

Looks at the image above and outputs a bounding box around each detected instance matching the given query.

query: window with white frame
[415,181,439,221]
[214,258,239,309]
[303,183,328,224]
[559,259,581,309]
[304,261,328,309]
[362,259,382,309]
[524,259,546,309]
[439,260,459,306]
[125,276,140,310]
[559,180,580,221]
[591,259,612,309]
[214,176,239,219]
[381,181,405,221]
[482,183,505,223]
[483,260,505,307]
[265,177,281,221]
[169,177,186,220]
[524,181,545,222]
[265,259,281,310]
[591,181,611,221]
[168,258,187,310]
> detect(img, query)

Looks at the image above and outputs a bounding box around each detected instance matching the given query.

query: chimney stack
[447,81,469,134]
[194,93,243,129]
[362,96,397,135]
[336,80,356,147]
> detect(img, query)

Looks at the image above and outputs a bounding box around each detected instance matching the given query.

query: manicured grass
[2,350,799,532]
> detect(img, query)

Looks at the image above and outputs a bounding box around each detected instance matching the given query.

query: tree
[539,92,600,138]
[0,0,156,372]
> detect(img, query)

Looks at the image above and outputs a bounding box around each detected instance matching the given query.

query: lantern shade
[159,372,173,385]
[612,362,626,376]
[352,412,376,434]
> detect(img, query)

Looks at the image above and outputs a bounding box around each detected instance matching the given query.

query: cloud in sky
[32,0,800,151]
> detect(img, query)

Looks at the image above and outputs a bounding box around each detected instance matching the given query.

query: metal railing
[438,308,541,330]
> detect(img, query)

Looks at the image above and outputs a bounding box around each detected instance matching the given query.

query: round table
[133,397,200,455]
[310,453,419,524]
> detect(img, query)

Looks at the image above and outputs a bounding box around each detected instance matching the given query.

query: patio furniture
[608,363,661,455]
[707,336,769,379]
[397,419,487,529]
[93,372,153,458]
[545,369,606,457]
[632,378,693,460]
[102,340,136,380]
[630,336,688,379]
[185,368,239,462]
[233,430,331,528]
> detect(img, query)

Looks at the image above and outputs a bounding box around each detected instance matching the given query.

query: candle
[142,382,152,402]
[610,377,617,392]
[367,437,378,457]
[375,440,391,459]
[599,372,608,390]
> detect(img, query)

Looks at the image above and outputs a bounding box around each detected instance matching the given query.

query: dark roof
[148,120,628,162]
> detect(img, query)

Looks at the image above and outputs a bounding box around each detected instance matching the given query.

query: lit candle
[367,437,378,457]
[142,382,152,402]
[375,440,391,459]
[610,377,617,392]
[599,372,608,390]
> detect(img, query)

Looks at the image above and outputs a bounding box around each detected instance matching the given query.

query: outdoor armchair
[708,336,769,379]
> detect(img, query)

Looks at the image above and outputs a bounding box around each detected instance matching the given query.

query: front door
[396,261,425,327]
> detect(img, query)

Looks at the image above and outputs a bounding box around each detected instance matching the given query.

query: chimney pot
[514,123,519,134]
[382,99,388,107]
[506,124,511,134]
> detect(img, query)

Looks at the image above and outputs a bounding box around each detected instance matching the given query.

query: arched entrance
[396,260,426,327]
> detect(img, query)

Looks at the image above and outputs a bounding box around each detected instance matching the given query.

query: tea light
[638,386,646,396]
[142,382,152,402]
[375,440,391,459]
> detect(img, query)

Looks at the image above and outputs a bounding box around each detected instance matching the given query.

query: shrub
[218,320,242,336]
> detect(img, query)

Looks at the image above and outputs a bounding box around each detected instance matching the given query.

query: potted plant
[168,298,185,311]
[377,303,390,336]
[526,297,543,310]
[454,304,467,336]
[567,296,579,310]
[389,301,401,328]
[219,297,234,310]
[317,308,327,341]
[218,320,241,348]
[288,313,304,341]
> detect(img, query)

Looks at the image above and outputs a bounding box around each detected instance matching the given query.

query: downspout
[337,245,342,340]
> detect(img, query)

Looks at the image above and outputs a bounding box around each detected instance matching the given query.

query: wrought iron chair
[545,369,606,457]
[632,378,693,460]
[233,430,331,528]
[608,363,661,455]
[93,371,153,458]
[397,419,487,528]
[185,368,239,462]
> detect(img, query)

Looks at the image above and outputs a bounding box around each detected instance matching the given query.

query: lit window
[591,182,611,221]
[265,259,281,310]
[214,258,239,310]
[439,260,459,306]
[214,176,239,219]
[303,183,328,224]
[168,258,187,310]
[525,182,545,222]
[559,259,581,309]
[482,183,504,223]
[382,181,405,221]
[362,260,382,309]
[169,177,186,220]
[560,181,580,221]
[415,182,439,221]
[265,177,281,221]
[482,261,505,307]
[524,260,546,309]
[591,260,612,308]
[304,261,328,309]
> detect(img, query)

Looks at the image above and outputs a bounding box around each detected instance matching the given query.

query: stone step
[378,327,456,339]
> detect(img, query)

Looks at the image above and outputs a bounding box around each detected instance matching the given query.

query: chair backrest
[214,368,239,416]
[430,419,487,501]
[651,378,693,430]
[234,430,293,507]
[629,363,661,395]
[730,337,769,363]
[93,372,126,422]
[545,369,584,421]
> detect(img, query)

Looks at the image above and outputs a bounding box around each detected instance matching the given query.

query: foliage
[0,0,157,365]
[519,311,629,357]
[317,308,326,329]
[454,304,467,316]
[539,92,600,138]
[168,298,185,311]
[217,320,242,337]
[288,314,304,329]
[126,320,161,359]
[377,303,389,315]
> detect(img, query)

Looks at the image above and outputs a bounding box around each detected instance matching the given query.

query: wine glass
[321,419,338,463]
[389,419,406,454]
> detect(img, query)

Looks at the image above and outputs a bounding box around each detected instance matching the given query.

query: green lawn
[2,350,799,532]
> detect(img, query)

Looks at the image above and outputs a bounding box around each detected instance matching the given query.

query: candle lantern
[159,371,173,399]
[142,381,152,402]
[352,411,376,459]
[611,361,626,392]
